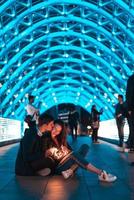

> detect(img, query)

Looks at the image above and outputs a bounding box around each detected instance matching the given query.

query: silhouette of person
[68,107,79,140]
[126,73,134,153]
[15,113,55,176]
[115,94,127,147]
[25,95,39,126]
[91,105,103,143]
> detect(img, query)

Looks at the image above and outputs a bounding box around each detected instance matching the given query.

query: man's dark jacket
[126,74,134,111]
[15,127,56,176]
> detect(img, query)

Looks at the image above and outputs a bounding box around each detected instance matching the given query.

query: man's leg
[129,112,134,151]
[119,122,125,147]
[92,129,95,142]
[117,121,123,147]
[31,157,56,175]
[94,128,99,142]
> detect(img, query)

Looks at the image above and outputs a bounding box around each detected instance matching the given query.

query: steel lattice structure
[0,0,134,120]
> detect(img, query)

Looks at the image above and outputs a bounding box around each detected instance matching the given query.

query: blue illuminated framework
[0,0,134,120]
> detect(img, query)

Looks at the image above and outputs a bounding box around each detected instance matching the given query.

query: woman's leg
[67,144,90,172]
[58,144,102,176]
[65,162,102,176]
[56,144,89,173]
[86,163,102,175]
[61,154,117,182]
[60,144,117,182]
[61,144,89,173]
[60,150,102,178]
[71,153,101,175]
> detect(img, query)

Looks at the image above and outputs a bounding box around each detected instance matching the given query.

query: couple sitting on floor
[15,113,117,182]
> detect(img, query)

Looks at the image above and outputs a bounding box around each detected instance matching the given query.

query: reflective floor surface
[0,136,134,200]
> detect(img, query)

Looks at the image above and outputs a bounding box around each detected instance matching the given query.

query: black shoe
[130,162,134,166]
[130,148,134,152]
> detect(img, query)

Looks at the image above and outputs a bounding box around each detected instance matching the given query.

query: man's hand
[117,114,122,118]
[45,149,53,157]
[128,111,132,115]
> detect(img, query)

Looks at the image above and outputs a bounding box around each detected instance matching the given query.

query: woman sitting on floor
[44,119,117,182]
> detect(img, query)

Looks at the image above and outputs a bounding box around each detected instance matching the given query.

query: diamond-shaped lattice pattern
[0,0,134,120]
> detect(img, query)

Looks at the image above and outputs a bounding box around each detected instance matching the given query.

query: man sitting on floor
[15,113,56,176]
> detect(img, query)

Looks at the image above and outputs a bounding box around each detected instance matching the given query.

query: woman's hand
[45,149,54,157]
[61,145,70,155]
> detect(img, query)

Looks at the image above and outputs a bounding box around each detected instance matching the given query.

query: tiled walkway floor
[0,136,134,200]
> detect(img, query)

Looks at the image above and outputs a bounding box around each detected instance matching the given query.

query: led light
[111,47,116,52]
[32,65,35,69]
[122,75,126,79]
[14,94,18,98]
[15,47,19,52]
[17,62,21,67]
[114,93,118,98]
[96,50,101,56]
[82,69,86,73]
[54,97,57,102]
[104,93,108,98]
[85,102,90,108]
[0,1,132,122]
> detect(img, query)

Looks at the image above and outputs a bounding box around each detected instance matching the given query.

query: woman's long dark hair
[53,119,67,147]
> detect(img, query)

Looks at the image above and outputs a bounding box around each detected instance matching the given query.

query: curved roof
[0,0,134,120]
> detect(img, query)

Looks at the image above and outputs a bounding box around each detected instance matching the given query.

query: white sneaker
[123,148,130,153]
[98,170,117,182]
[62,169,73,179]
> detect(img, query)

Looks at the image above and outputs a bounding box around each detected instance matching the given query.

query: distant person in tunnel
[25,95,39,127]
[91,105,103,143]
[115,94,128,148]
[68,107,79,140]
[126,73,134,155]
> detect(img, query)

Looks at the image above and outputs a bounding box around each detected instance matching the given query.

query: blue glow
[1,56,121,109]
[0,0,133,121]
